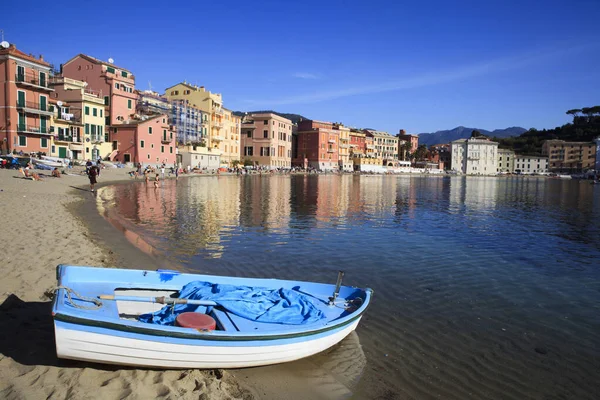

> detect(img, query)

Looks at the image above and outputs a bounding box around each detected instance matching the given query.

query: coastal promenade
[0,168,252,400]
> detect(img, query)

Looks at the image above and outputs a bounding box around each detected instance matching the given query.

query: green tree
[471,129,484,138]
[414,145,428,161]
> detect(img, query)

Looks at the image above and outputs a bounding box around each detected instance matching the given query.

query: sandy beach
[0,167,253,400]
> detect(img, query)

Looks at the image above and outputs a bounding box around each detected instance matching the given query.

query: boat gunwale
[52,265,373,342]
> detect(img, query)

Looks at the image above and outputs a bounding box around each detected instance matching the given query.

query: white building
[451,138,499,175]
[514,155,548,174]
[178,144,221,170]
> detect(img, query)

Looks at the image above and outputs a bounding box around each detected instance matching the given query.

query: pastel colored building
[333,123,353,172]
[365,135,375,158]
[0,43,54,155]
[113,114,176,166]
[497,148,515,173]
[397,130,419,153]
[542,139,596,172]
[293,119,339,171]
[178,144,221,170]
[349,129,366,156]
[595,137,600,172]
[62,54,137,126]
[164,82,239,166]
[451,137,499,175]
[352,155,385,173]
[240,112,292,168]
[49,97,84,160]
[514,155,548,174]
[50,76,108,160]
[364,129,398,163]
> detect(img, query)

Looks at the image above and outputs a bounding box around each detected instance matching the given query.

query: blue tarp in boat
[138,281,325,325]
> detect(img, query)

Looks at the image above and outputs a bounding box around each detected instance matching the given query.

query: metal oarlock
[329,270,345,305]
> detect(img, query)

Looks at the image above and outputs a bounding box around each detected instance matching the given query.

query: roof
[164,82,197,92]
[0,44,51,67]
[63,54,132,73]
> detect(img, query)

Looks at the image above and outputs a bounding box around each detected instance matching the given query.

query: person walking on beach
[154,173,160,189]
[160,164,165,180]
[88,164,99,192]
[175,166,179,180]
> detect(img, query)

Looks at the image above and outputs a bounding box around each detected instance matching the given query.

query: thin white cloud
[248,44,593,107]
[293,72,319,80]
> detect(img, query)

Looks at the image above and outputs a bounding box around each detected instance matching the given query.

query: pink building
[62,54,137,127]
[114,114,176,166]
[397,129,419,153]
[0,44,54,154]
[292,119,339,171]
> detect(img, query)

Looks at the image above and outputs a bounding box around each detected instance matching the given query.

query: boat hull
[55,319,360,369]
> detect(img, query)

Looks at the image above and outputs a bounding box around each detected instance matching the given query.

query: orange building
[0,43,54,154]
[293,119,339,171]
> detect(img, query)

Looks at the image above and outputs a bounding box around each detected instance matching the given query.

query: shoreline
[0,167,254,400]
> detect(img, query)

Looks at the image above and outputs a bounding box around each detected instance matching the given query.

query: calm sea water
[99,175,600,399]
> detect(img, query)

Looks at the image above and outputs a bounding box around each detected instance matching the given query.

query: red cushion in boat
[175,312,216,331]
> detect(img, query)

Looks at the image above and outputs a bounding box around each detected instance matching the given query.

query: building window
[247,131,252,138]
[85,106,90,115]
[121,71,128,78]
[115,83,119,89]
[244,146,254,156]
[263,130,268,138]
[128,99,132,109]
[161,146,164,153]
[17,90,25,107]
[107,66,115,74]
[104,96,109,105]
[147,154,150,159]
[100,109,103,117]
[85,124,90,134]
[41,137,48,148]
[170,147,173,154]
[264,120,268,125]
[149,127,153,134]
[93,108,97,117]
[140,140,145,148]
[19,136,26,146]
[86,148,89,153]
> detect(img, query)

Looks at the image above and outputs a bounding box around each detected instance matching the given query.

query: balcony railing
[161,136,173,144]
[211,136,225,142]
[17,124,50,135]
[212,122,224,128]
[327,148,335,153]
[213,107,224,115]
[15,72,53,91]
[90,135,105,143]
[16,101,53,115]
[55,134,81,143]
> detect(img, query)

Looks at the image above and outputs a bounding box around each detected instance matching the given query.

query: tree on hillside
[471,129,484,138]
[566,109,581,119]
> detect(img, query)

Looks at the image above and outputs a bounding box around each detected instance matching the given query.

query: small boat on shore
[33,158,63,168]
[52,265,372,369]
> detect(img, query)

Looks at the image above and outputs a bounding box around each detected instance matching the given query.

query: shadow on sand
[0,294,122,371]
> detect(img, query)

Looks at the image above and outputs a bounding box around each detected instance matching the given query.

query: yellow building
[333,123,353,171]
[164,82,239,167]
[50,77,110,161]
[48,98,84,160]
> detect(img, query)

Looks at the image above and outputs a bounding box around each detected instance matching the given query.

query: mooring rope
[55,286,103,310]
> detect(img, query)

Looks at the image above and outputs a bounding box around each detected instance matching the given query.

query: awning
[69,143,84,151]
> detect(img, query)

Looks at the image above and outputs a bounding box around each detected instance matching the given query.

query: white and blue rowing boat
[52,265,372,369]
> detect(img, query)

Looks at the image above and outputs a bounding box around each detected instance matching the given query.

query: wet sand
[0,167,253,400]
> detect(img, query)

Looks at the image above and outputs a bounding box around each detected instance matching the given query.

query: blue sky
[4,0,599,133]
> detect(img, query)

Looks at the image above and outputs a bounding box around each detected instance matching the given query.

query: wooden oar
[99,295,217,306]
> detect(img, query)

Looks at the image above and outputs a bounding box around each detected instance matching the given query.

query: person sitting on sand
[52,168,61,178]
[154,174,159,188]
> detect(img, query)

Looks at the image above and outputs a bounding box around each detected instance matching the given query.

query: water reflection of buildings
[176,177,241,258]
[239,176,291,232]
[448,176,498,211]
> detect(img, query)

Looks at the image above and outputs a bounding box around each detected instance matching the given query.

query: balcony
[161,136,173,144]
[90,135,105,143]
[15,72,53,91]
[366,144,375,149]
[56,113,82,124]
[17,124,51,135]
[339,144,349,149]
[55,134,81,143]
[16,101,54,116]
[211,136,225,142]
[327,148,335,153]
[328,139,336,143]
[213,107,224,115]
[212,121,224,129]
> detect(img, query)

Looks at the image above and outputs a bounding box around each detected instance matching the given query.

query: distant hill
[417,126,526,146]
[232,110,307,124]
